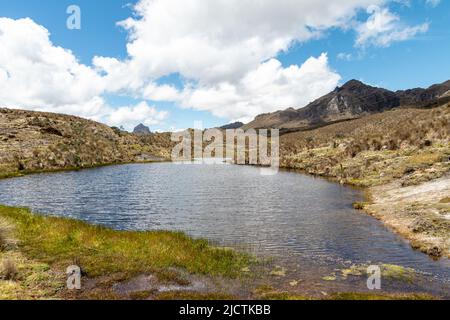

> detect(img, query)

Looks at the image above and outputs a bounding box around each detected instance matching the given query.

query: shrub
[0,259,18,280]
[0,218,16,251]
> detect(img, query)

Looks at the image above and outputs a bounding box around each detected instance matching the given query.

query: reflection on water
[0,163,448,295]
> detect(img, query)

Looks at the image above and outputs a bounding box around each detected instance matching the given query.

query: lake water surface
[0,163,448,296]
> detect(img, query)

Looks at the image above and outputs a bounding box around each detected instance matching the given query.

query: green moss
[380,264,416,282]
[339,263,416,282]
[341,265,365,278]
[322,275,337,281]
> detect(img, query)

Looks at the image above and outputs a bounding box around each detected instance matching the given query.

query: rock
[133,123,152,135]
[426,246,443,258]
[219,122,244,130]
[244,79,450,130]
[289,280,299,287]
[410,218,433,234]
[270,267,287,277]
[322,275,337,281]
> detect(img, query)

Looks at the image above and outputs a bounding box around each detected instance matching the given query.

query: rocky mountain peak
[133,123,152,135]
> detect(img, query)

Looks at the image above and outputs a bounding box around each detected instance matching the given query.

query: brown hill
[0,108,173,178]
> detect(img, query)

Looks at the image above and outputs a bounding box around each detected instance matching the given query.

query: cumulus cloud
[108,0,380,86]
[337,52,354,61]
[355,5,429,47]
[107,101,168,130]
[0,17,168,129]
[0,18,104,115]
[0,1,432,127]
[93,0,383,121]
[425,0,440,7]
[177,54,341,122]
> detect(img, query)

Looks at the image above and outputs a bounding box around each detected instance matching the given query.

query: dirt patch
[366,174,450,258]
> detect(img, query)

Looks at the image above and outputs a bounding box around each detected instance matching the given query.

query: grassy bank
[0,205,250,299]
[0,206,441,300]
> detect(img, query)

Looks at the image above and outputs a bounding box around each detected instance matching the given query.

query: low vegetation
[0,205,251,299]
[1,104,448,299]
[0,108,174,179]
[281,105,450,187]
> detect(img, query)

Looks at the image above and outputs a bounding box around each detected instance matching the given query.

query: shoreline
[1,163,447,300]
[0,159,171,180]
[280,164,449,259]
[2,159,449,260]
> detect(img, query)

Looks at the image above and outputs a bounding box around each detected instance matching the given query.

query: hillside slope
[280,103,450,257]
[244,79,450,130]
[0,108,173,178]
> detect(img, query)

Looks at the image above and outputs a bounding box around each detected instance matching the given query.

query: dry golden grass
[280,105,450,187]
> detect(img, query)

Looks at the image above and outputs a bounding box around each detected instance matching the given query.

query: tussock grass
[0,259,18,280]
[0,206,250,281]
[0,217,16,251]
[281,105,450,187]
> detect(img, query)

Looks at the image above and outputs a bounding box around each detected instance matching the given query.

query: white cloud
[109,0,381,87]
[95,0,383,122]
[355,5,429,47]
[426,0,440,7]
[142,83,181,101]
[337,52,354,61]
[0,18,167,129]
[0,18,104,114]
[107,101,169,130]
[0,1,432,127]
[177,54,341,122]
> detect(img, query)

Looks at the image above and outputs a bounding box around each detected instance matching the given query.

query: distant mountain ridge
[243,79,450,130]
[219,122,244,130]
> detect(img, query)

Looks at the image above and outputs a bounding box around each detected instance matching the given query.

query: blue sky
[0,0,449,131]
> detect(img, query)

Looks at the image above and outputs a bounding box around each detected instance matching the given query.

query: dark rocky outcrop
[133,123,152,135]
[244,79,450,130]
[219,122,244,130]
[396,80,450,107]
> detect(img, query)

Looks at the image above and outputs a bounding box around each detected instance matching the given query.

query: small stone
[270,267,287,277]
[322,275,337,281]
